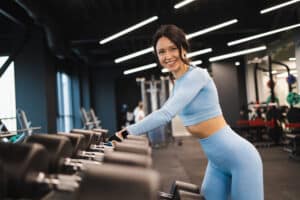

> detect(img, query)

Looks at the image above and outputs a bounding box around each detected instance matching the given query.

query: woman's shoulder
[188,65,210,79]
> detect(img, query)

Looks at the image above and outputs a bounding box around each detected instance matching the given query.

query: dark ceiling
[0,0,299,68]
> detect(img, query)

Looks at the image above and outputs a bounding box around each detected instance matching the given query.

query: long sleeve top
[126,65,222,135]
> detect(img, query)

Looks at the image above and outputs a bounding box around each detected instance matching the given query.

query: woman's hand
[108,128,129,142]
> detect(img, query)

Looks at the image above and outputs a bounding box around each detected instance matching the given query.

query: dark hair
[152,24,190,80]
[152,24,190,64]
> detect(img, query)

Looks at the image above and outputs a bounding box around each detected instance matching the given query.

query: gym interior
[0,0,300,199]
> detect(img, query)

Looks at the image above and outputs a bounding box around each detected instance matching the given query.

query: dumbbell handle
[27,172,81,192]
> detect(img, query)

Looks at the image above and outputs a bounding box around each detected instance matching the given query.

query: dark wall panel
[91,68,120,133]
[14,30,57,133]
[211,62,244,126]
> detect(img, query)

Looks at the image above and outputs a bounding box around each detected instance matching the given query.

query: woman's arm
[126,68,210,135]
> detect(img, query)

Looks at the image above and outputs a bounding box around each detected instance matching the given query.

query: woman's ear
[181,48,187,57]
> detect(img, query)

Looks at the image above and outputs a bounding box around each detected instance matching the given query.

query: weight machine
[136,76,172,147]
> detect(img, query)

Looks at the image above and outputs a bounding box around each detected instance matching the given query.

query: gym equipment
[283,107,300,160]
[287,74,297,85]
[71,129,103,147]
[70,128,151,155]
[80,108,103,130]
[0,141,158,200]
[286,92,300,106]
[26,133,152,170]
[0,109,41,143]
[236,56,289,146]
[159,180,204,200]
[78,163,160,200]
[0,142,80,198]
[136,76,172,147]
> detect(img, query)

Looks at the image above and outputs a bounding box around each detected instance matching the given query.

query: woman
[112,24,263,200]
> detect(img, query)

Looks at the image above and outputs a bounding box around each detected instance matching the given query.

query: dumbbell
[0,142,159,200]
[59,133,152,168]
[0,142,80,199]
[79,163,160,200]
[71,129,103,146]
[159,180,205,200]
[92,128,109,141]
[26,134,152,172]
[70,129,152,156]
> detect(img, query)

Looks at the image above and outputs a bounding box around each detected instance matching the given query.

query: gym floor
[152,136,300,200]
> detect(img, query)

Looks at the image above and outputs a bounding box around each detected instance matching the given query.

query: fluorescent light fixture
[235,61,240,66]
[209,45,267,62]
[289,57,296,61]
[272,70,278,74]
[100,16,158,45]
[123,63,157,75]
[115,47,154,63]
[187,48,212,58]
[161,68,169,73]
[186,19,238,40]
[116,20,236,62]
[228,23,300,46]
[116,47,212,64]
[260,0,300,14]
[191,60,203,66]
[174,0,197,9]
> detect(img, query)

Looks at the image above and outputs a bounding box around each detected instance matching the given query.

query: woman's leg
[199,126,264,200]
[201,161,231,200]
[230,142,264,200]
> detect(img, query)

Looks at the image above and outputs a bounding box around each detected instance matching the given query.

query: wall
[211,62,246,126]
[91,68,120,133]
[14,29,57,133]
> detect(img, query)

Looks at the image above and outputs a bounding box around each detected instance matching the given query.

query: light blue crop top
[127,66,222,135]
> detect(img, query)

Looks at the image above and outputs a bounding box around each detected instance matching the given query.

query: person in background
[133,101,145,123]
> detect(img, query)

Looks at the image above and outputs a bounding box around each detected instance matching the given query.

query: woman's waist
[186,115,227,139]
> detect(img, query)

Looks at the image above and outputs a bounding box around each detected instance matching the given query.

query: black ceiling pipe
[0,8,26,28]
[14,0,70,59]
[272,60,292,92]
[253,63,267,103]
[268,56,276,103]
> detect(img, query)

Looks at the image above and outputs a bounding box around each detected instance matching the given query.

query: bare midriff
[186,115,227,139]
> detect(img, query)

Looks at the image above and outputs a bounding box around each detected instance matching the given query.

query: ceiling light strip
[209,46,267,62]
[289,57,296,61]
[191,60,203,65]
[116,19,237,63]
[115,47,154,63]
[228,23,300,46]
[186,19,238,40]
[116,47,212,63]
[260,0,300,14]
[174,0,197,9]
[100,16,158,45]
[123,63,157,75]
[187,48,212,58]
[161,68,170,73]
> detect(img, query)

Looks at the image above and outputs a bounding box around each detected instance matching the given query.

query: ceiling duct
[15,0,70,59]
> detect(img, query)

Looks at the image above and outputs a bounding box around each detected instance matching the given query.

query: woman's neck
[173,63,189,79]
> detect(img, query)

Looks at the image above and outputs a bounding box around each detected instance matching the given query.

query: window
[0,56,17,131]
[56,71,74,132]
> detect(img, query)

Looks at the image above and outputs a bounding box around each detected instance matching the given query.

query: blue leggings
[199,126,264,200]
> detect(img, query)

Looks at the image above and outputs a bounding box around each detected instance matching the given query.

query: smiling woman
[111,24,264,200]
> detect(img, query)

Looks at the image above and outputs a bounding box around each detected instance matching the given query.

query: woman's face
[156,36,186,73]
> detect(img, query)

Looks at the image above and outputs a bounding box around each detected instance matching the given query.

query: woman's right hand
[108,132,123,142]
